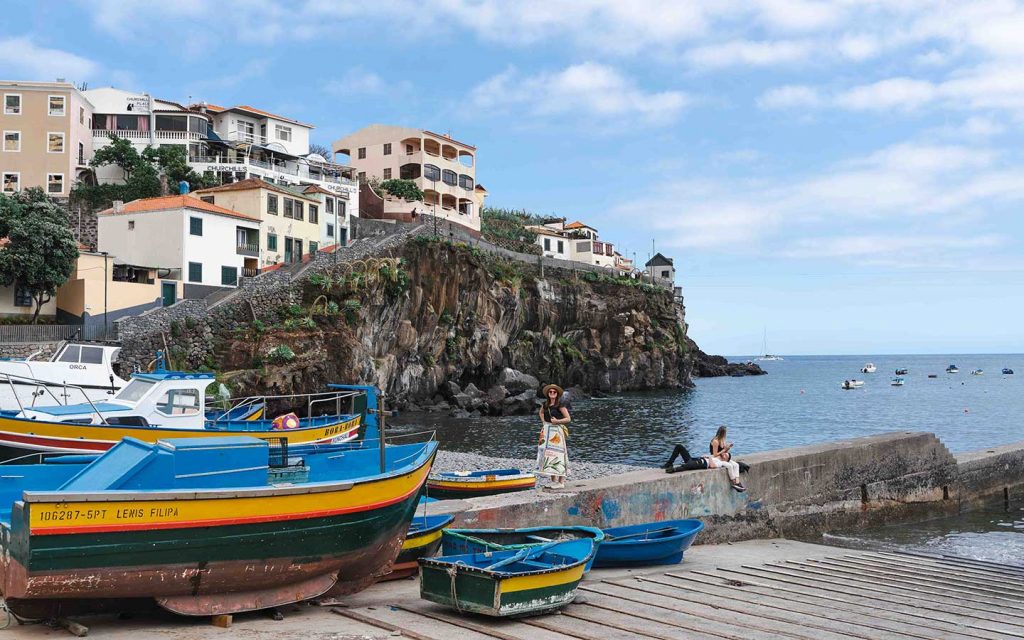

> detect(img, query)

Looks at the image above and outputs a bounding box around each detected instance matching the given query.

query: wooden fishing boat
[419,538,593,617]
[0,371,363,460]
[381,513,454,581]
[426,468,535,499]
[0,434,437,618]
[441,526,605,571]
[592,519,704,568]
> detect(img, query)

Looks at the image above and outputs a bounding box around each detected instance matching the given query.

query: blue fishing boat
[441,526,604,571]
[419,538,593,617]
[592,519,704,568]
[0,435,437,618]
[426,468,535,499]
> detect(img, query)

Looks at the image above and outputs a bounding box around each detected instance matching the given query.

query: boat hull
[441,526,604,572]
[0,445,434,616]
[419,558,585,617]
[382,514,453,581]
[0,413,360,461]
[593,519,703,568]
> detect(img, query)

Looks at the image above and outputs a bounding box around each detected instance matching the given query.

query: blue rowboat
[592,519,704,568]
[383,513,454,580]
[441,526,604,571]
[419,538,593,617]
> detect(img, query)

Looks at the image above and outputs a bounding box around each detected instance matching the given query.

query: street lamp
[101,251,109,341]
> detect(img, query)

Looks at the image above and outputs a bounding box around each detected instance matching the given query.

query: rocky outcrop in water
[147,237,697,413]
[690,345,767,378]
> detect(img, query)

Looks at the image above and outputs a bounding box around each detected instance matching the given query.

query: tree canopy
[0,189,80,323]
[379,179,424,202]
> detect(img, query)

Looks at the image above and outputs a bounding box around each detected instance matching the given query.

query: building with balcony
[528,220,617,268]
[332,125,486,234]
[193,179,321,267]
[190,103,359,205]
[97,195,261,299]
[1,80,94,197]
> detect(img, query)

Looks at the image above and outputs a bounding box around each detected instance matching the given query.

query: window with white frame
[2,172,19,193]
[47,132,65,153]
[48,95,66,116]
[275,124,292,142]
[3,94,21,115]
[2,131,20,152]
[47,173,64,194]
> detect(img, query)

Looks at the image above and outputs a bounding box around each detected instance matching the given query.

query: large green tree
[0,189,80,323]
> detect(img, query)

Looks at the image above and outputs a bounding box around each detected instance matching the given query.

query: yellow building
[0,81,94,197]
[193,179,322,266]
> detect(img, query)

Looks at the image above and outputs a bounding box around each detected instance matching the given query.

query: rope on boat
[446,561,467,613]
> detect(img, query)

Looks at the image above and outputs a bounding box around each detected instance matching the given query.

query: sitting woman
[663,427,746,492]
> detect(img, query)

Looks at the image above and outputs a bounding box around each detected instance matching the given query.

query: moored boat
[426,468,535,499]
[441,526,605,571]
[891,377,905,386]
[928,374,938,378]
[861,363,877,373]
[0,370,364,460]
[0,343,127,407]
[971,369,984,375]
[0,435,438,618]
[1004,368,1015,375]
[419,538,593,617]
[382,513,454,581]
[895,368,908,375]
[946,364,959,373]
[841,380,865,390]
[592,519,704,568]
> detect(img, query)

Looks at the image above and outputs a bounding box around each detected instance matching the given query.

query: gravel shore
[433,449,647,483]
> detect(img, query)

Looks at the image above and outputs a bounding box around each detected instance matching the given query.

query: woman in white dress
[537,384,571,489]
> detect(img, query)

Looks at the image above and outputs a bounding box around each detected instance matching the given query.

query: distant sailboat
[756,328,784,361]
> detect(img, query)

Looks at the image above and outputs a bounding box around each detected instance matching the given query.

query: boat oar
[605,526,677,541]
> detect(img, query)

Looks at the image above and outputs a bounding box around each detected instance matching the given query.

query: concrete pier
[12,540,1022,639]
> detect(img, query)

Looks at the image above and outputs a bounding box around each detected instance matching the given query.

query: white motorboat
[861,363,877,373]
[970,369,983,375]
[946,364,959,374]
[0,343,127,408]
[891,377,904,386]
[841,380,865,390]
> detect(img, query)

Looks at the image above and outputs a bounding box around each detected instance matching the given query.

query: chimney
[113,200,124,213]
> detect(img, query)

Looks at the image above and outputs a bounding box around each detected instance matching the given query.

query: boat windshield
[116,379,156,402]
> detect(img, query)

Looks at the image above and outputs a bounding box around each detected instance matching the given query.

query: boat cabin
[17,371,215,429]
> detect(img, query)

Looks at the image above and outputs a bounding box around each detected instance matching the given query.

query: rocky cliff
[135,236,698,413]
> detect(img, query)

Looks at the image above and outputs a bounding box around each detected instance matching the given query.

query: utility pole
[101,251,109,341]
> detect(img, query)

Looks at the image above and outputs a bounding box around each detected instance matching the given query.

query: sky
[3,0,1024,356]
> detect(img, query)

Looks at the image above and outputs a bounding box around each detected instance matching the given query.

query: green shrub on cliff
[267,345,295,364]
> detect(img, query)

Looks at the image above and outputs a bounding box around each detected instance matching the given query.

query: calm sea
[394,354,1024,465]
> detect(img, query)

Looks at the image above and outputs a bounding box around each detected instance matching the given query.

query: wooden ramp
[338,550,1024,640]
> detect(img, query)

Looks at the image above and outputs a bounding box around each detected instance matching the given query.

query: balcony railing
[236,243,260,257]
[224,131,268,145]
[189,155,356,187]
[242,267,259,277]
[93,129,202,141]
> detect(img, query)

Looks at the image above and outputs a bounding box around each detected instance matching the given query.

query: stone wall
[426,432,1012,544]
[0,341,62,360]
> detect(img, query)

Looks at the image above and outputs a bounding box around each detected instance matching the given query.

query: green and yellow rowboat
[0,435,437,618]
[418,538,593,617]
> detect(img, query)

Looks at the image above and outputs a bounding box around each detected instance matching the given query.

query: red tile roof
[195,178,318,201]
[98,195,260,222]
[564,221,594,230]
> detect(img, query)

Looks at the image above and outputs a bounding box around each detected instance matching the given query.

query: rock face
[690,345,767,378]
[123,237,700,414]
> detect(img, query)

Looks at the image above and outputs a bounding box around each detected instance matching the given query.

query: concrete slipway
[8,539,1024,639]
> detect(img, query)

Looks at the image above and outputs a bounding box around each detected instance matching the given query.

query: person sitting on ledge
[663,438,746,492]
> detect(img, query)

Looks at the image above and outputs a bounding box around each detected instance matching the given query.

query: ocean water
[393,354,1024,465]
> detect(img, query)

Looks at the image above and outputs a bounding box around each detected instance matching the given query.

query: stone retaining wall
[426,432,1020,544]
[0,341,62,360]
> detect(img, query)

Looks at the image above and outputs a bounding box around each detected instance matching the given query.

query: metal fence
[0,324,82,343]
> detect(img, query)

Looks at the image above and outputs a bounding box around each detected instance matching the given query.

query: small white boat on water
[755,329,784,361]
[841,380,865,390]
[891,377,904,386]
[861,363,877,373]
[0,343,127,407]
[970,369,984,375]
[946,364,960,374]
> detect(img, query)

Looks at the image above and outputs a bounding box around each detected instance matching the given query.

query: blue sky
[3,0,1024,355]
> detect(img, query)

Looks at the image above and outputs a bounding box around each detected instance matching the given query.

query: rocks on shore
[415,368,543,417]
[692,350,766,378]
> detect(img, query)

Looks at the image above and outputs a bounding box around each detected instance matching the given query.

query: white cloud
[0,37,99,81]
[833,78,939,111]
[835,34,882,61]
[757,85,822,109]
[685,39,813,69]
[469,63,689,125]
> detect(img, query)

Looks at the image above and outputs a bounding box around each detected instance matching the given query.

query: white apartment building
[529,220,617,268]
[332,125,486,234]
[82,88,359,208]
[97,195,261,298]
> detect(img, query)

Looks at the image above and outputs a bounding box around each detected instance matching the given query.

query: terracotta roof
[194,178,318,202]
[303,185,335,196]
[98,195,260,222]
[565,221,595,230]
[188,102,312,127]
